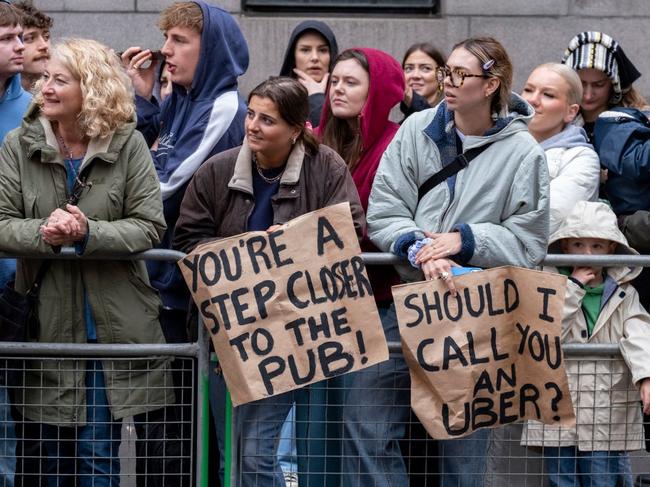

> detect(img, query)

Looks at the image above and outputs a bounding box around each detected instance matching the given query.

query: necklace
[253,154,284,184]
[55,133,86,161]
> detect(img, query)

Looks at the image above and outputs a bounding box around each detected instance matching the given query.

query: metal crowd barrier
[226,253,650,487]
[1,251,649,486]
[0,249,210,487]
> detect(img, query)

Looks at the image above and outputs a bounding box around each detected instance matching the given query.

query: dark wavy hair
[402,42,445,69]
[248,77,320,155]
[13,1,53,30]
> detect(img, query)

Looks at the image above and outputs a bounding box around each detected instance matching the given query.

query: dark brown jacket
[173,140,365,253]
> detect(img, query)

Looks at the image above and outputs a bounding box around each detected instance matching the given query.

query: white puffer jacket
[542,125,600,234]
[547,145,600,234]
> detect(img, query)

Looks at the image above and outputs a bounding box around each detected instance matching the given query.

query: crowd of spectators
[1,0,649,486]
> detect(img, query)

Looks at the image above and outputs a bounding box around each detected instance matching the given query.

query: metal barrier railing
[0,248,210,487]
[1,250,647,486]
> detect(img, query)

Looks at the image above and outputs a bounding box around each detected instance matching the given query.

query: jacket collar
[423,93,533,150]
[228,139,306,194]
[0,74,24,103]
[39,116,113,170]
[21,105,128,169]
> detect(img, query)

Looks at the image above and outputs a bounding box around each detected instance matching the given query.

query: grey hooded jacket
[367,94,550,281]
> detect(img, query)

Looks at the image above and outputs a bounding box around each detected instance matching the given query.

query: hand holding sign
[178,203,388,406]
[392,266,575,439]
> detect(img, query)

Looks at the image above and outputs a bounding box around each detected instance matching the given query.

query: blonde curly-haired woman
[0,38,171,486]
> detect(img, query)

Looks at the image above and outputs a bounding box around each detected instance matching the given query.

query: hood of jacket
[549,200,640,283]
[1,74,24,103]
[423,92,536,158]
[540,124,593,151]
[279,20,338,77]
[187,0,248,99]
[0,74,32,143]
[317,47,405,155]
[19,103,136,167]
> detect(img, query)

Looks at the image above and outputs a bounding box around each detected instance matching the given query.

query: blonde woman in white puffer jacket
[522,63,600,234]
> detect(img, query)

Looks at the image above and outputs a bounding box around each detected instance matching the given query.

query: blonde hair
[452,37,512,115]
[158,2,203,33]
[35,38,135,139]
[534,62,583,106]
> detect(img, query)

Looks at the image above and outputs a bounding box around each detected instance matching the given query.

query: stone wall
[37,0,650,97]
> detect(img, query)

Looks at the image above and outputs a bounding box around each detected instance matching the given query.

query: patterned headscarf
[562,31,641,105]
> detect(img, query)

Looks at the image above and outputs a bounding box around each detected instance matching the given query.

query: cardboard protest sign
[392,266,575,439]
[178,202,388,406]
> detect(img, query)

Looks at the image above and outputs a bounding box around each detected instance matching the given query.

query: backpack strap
[418,142,494,203]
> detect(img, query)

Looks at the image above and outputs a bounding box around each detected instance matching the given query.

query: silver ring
[440,271,450,281]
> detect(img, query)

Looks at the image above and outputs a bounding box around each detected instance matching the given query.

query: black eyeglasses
[0,1,13,5]
[436,66,490,88]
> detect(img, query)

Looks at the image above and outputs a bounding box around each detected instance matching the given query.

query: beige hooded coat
[522,201,650,451]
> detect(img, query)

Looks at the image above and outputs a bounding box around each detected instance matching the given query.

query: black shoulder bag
[0,167,89,344]
[418,142,495,203]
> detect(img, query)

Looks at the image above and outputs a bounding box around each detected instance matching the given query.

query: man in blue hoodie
[123,1,249,342]
[122,3,248,484]
[0,4,31,485]
[0,1,31,144]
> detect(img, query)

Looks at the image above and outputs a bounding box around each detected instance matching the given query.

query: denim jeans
[235,390,296,487]
[209,362,228,485]
[543,447,634,487]
[42,362,122,487]
[438,428,490,486]
[341,304,411,487]
[0,386,16,487]
[211,366,296,487]
[277,405,297,475]
[341,304,490,487]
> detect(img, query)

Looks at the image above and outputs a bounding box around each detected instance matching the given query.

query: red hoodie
[317,47,405,304]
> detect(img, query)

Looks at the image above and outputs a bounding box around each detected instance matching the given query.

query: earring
[485,92,490,98]
[291,134,298,145]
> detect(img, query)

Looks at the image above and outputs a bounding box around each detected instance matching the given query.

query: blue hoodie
[136,0,249,310]
[0,74,31,144]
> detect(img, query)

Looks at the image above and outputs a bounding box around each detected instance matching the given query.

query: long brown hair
[402,42,446,106]
[321,49,369,171]
[248,76,320,155]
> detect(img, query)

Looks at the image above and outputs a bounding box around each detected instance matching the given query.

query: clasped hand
[416,232,462,296]
[40,205,88,246]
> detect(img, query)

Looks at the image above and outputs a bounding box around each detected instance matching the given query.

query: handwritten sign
[179,203,388,406]
[392,266,575,439]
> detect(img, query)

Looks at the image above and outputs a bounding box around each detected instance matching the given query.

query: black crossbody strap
[417,142,494,203]
[26,260,51,298]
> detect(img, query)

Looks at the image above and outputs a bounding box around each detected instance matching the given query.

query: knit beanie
[562,31,641,105]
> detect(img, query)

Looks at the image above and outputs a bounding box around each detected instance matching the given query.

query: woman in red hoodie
[317,47,404,307]
[315,48,408,486]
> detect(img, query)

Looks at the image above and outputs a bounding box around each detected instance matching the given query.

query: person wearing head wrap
[562,31,647,142]
[279,20,338,127]
[563,32,650,310]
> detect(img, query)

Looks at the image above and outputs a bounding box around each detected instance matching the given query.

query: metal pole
[196,317,210,487]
